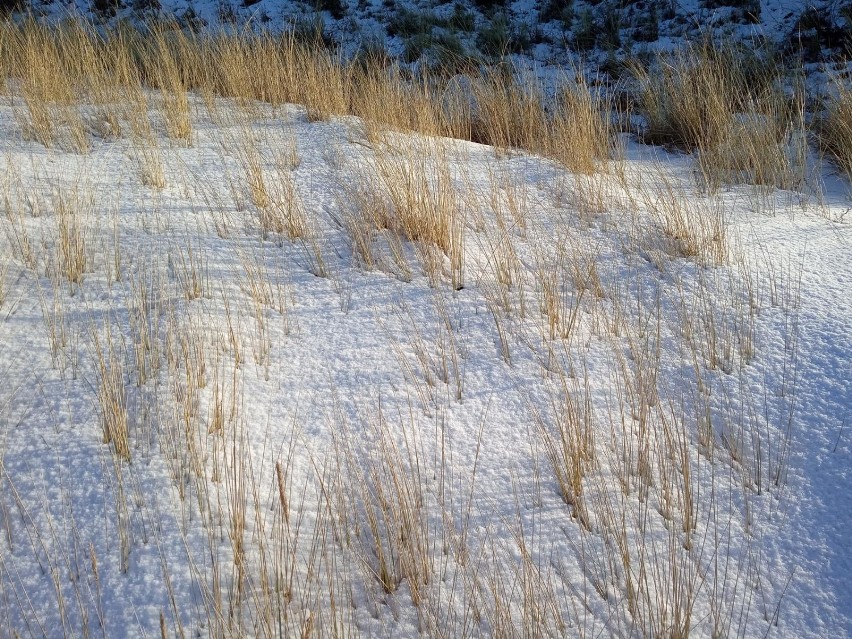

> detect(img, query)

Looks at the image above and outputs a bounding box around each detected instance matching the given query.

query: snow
[0,93,850,638]
[730,203,852,636]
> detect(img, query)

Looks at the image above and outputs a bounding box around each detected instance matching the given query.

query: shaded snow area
[0,95,850,638]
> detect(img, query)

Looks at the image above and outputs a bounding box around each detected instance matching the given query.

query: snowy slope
[0,88,850,638]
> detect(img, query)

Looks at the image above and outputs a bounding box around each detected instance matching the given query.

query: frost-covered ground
[0,92,850,638]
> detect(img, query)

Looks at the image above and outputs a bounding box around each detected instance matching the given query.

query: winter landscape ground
[0,16,850,639]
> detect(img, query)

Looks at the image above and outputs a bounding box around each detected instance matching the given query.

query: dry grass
[150,28,193,145]
[334,404,432,605]
[375,140,464,288]
[339,139,464,288]
[641,166,728,265]
[0,257,8,310]
[232,130,309,243]
[818,83,852,181]
[536,378,594,530]
[0,19,618,178]
[631,42,807,191]
[171,237,208,301]
[14,21,71,148]
[470,67,616,173]
[697,99,807,193]
[125,261,165,389]
[90,320,131,462]
[536,242,585,341]
[349,64,442,142]
[336,173,412,280]
[630,42,776,148]
[53,186,92,287]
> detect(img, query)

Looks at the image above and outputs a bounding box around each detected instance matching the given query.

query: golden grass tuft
[470,67,615,173]
[363,139,464,288]
[631,42,806,191]
[54,187,92,286]
[818,83,852,181]
[91,321,131,462]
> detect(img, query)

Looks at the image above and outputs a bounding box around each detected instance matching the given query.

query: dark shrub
[476,13,510,56]
[0,0,24,13]
[633,5,659,42]
[785,7,851,61]
[472,0,506,11]
[317,0,346,19]
[600,6,622,50]
[541,0,573,25]
[573,8,597,51]
[92,0,121,18]
[449,2,475,31]
[388,8,440,37]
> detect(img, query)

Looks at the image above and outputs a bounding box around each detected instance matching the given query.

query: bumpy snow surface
[0,97,849,638]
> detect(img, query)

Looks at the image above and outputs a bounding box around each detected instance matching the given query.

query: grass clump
[470,67,615,174]
[818,83,852,181]
[630,42,806,191]
[630,42,779,149]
